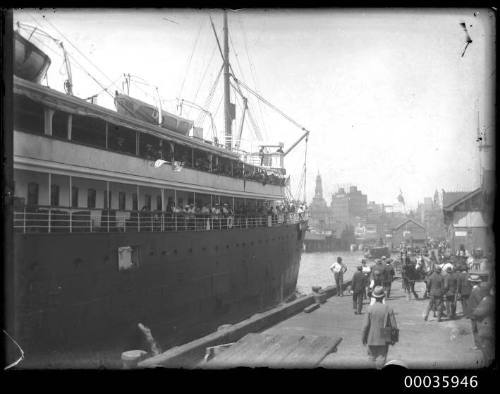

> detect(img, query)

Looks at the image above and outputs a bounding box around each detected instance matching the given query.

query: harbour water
[296,251,392,294]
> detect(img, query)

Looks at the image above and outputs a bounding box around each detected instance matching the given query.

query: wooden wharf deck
[203,278,485,369]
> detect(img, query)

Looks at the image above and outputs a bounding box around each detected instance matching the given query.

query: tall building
[308,172,332,231]
[331,185,367,227]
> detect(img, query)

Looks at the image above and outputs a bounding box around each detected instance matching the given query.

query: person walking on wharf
[457,266,472,316]
[383,259,395,299]
[362,286,398,369]
[330,257,347,296]
[467,275,489,350]
[472,285,495,366]
[443,266,459,319]
[369,259,385,305]
[423,266,445,321]
[351,266,366,314]
[361,259,371,298]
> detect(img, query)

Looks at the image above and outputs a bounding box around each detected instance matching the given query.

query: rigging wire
[233,76,309,133]
[228,30,263,143]
[21,17,118,101]
[178,17,206,99]
[196,64,223,126]
[190,43,217,117]
[237,14,268,140]
[41,14,118,88]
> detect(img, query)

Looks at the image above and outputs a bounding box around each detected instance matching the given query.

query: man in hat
[383,259,396,299]
[423,266,445,321]
[351,266,366,314]
[472,285,495,366]
[369,259,386,305]
[362,286,398,369]
[467,275,489,350]
[361,259,372,298]
[443,265,459,319]
[330,257,347,296]
[457,266,472,316]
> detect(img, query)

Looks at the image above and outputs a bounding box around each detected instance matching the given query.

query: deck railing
[13,207,304,234]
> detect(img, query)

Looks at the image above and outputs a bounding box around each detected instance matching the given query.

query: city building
[308,172,333,231]
[442,189,493,255]
[391,218,426,248]
[331,185,367,227]
[416,190,446,240]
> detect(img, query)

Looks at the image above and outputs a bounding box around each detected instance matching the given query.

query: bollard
[121,350,147,369]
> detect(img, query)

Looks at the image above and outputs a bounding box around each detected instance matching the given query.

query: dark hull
[13,223,305,354]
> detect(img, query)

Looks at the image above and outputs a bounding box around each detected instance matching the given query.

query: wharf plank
[208,333,271,367]
[253,334,305,368]
[208,333,340,368]
[278,335,341,368]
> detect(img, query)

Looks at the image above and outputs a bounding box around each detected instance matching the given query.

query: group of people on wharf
[330,253,494,369]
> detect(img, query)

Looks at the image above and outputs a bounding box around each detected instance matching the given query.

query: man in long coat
[383,259,396,298]
[424,266,444,321]
[467,275,490,349]
[351,266,366,315]
[443,266,459,319]
[362,286,398,369]
[457,266,472,316]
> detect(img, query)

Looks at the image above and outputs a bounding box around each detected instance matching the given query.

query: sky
[13,9,496,209]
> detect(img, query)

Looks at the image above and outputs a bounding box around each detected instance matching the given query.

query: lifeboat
[14,31,51,83]
[114,93,193,136]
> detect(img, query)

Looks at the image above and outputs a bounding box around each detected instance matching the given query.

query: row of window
[14,94,285,185]
[28,182,161,211]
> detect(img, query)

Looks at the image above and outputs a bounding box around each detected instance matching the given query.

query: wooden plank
[268,335,316,366]
[223,334,278,366]
[237,334,284,367]
[250,334,305,368]
[279,335,342,368]
[207,333,262,365]
[208,333,271,367]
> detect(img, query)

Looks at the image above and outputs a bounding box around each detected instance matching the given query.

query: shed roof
[393,218,425,231]
[442,189,481,210]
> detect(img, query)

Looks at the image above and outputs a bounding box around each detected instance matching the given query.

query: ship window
[27,182,39,206]
[193,149,210,172]
[72,114,106,148]
[156,195,162,211]
[88,189,96,208]
[50,184,60,206]
[161,140,173,161]
[144,194,151,211]
[108,124,136,155]
[52,111,68,139]
[174,144,192,167]
[14,95,44,134]
[119,192,126,210]
[71,186,79,208]
[132,193,138,211]
[139,133,161,160]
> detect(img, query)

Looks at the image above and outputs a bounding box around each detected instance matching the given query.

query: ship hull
[14,223,305,354]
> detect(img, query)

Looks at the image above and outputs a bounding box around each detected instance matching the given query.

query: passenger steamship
[10,13,308,358]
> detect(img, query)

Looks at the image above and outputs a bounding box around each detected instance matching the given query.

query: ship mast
[223,10,232,150]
